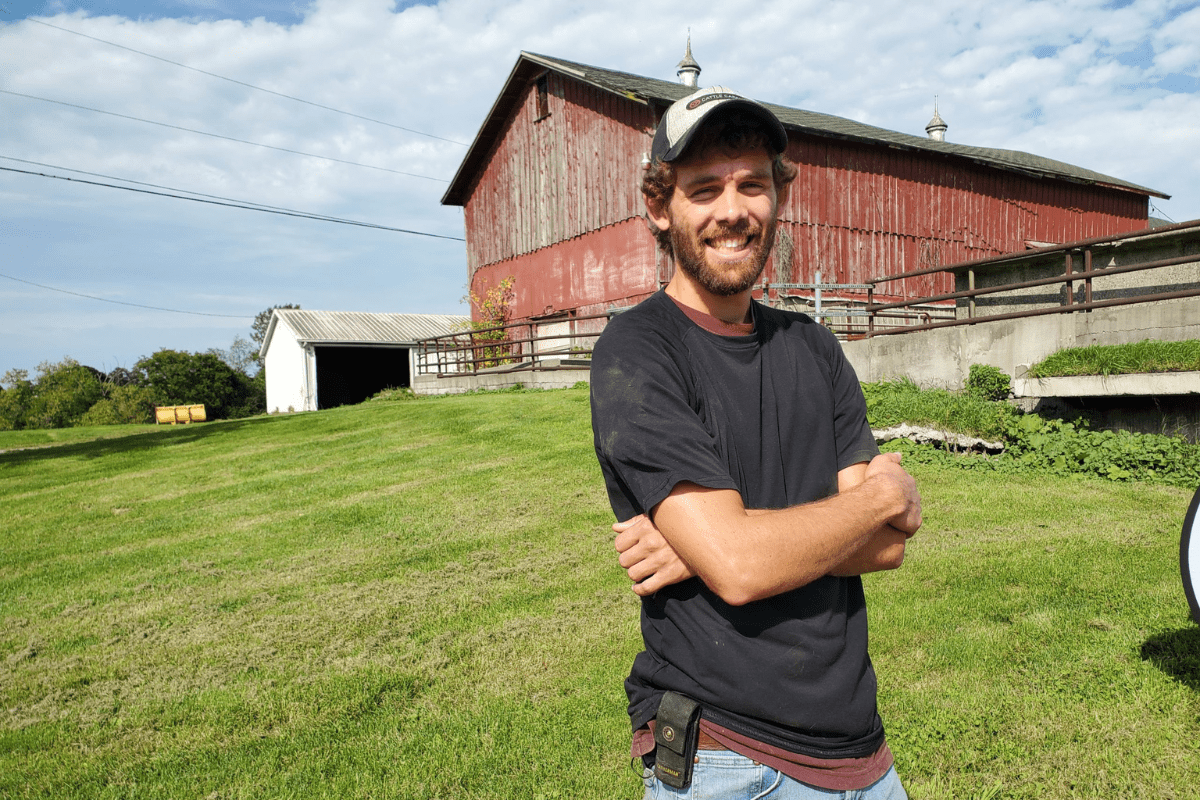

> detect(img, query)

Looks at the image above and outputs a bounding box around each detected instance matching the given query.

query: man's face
[652,145,779,297]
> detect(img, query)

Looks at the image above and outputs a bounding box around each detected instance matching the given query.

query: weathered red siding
[772,137,1148,299]
[472,218,659,322]
[461,72,1148,322]
[461,73,655,278]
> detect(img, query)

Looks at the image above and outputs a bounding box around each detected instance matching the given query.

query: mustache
[702,220,762,240]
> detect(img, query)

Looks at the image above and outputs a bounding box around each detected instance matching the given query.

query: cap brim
[657,99,789,163]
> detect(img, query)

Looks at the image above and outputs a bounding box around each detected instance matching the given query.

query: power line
[0,270,254,318]
[0,160,466,240]
[1150,201,1177,224]
[25,16,468,147]
[0,89,450,183]
[2,155,325,215]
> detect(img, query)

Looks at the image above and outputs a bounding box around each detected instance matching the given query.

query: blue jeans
[642,750,908,800]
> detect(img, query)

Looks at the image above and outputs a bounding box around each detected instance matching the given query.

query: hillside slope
[2,388,1196,799]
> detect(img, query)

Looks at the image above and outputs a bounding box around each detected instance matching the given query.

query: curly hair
[642,112,798,253]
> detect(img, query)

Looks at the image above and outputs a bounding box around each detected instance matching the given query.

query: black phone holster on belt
[653,692,702,789]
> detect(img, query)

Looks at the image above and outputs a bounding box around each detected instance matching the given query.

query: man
[589,86,922,799]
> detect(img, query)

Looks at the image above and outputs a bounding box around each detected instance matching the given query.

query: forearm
[826,462,910,577]
[828,524,908,576]
[653,472,911,605]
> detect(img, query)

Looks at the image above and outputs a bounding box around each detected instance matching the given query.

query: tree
[80,384,157,426]
[251,304,300,351]
[134,350,252,420]
[26,358,104,429]
[105,366,138,387]
[207,334,260,376]
[0,369,33,431]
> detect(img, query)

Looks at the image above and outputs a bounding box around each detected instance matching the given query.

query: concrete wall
[953,225,1200,318]
[842,295,1200,389]
[1010,373,1200,442]
[413,362,589,396]
[845,224,1200,389]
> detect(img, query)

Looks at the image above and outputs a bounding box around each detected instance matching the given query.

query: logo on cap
[686,92,742,111]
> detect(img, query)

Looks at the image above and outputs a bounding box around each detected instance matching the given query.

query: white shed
[259,309,468,413]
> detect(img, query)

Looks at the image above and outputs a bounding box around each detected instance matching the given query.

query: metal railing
[859,218,1200,338]
[758,271,955,335]
[416,219,1200,373]
[415,313,608,376]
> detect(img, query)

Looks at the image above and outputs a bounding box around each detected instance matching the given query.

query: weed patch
[1028,338,1200,377]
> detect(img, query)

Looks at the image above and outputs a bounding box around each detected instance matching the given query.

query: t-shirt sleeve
[820,327,880,471]
[590,322,739,521]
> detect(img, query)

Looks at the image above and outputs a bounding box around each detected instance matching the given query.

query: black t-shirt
[590,290,884,759]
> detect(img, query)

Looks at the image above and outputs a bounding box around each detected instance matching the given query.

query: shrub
[80,385,158,426]
[1003,415,1200,486]
[225,370,266,419]
[862,378,1016,440]
[865,377,1200,487]
[466,277,517,369]
[370,387,418,402]
[26,358,105,429]
[134,350,261,420]
[0,373,33,431]
[966,364,1011,401]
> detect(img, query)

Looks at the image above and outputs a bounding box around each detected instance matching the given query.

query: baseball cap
[650,86,789,164]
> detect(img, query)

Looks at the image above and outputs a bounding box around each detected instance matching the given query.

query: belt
[697,727,725,750]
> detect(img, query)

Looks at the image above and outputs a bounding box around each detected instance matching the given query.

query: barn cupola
[677,36,701,87]
[925,98,948,141]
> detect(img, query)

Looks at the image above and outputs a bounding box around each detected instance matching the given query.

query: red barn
[442,51,1166,327]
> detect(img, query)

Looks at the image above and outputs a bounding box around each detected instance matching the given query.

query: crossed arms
[614,451,922,606]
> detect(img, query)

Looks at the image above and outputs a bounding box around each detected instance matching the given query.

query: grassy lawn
[2,387,1198,798]
[0,423,159,452]
[1027,339,1200,377]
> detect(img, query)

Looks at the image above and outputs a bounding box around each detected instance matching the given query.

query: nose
[713,181,750,225]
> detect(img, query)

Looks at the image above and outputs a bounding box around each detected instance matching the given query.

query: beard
[669,215,778,297]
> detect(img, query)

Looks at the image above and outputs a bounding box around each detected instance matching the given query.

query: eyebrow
[680,165,773,191]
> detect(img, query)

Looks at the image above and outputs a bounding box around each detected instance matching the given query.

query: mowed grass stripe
[3,387,1199,799]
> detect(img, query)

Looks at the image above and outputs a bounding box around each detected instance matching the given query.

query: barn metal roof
[442,51,1167,206]
[260,309,468,357]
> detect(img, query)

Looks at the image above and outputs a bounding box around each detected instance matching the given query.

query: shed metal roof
[442,51,1167,206]
[261,309,468,357]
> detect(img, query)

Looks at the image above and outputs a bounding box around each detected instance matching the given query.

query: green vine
[467,277,516,369]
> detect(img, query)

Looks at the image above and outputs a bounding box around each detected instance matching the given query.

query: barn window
[535,75,550,121]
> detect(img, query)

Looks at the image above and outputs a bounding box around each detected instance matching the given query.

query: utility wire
[1149,201,1176,224]
[25,16,468,147]
[0,161,466,240]
[2,155,324,215]
[0,270,253,318]
[0,89,450,183]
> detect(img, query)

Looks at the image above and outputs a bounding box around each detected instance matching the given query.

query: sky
[2,0,1198,378]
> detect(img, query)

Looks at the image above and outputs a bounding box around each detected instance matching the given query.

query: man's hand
[614,514,696,596]
[863,452,922,536]
[825,454,921,577]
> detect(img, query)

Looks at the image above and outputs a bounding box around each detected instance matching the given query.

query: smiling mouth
[705,233,756,254]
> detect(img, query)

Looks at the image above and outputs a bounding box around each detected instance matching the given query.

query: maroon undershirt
[629,294,895,791]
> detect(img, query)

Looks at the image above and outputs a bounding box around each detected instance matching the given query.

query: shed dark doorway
[314,346,410,409]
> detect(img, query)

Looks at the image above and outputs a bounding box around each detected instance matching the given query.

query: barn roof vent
[677,36,701,87]
[925,97,948,141]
